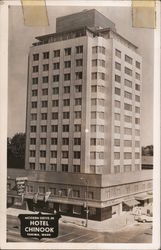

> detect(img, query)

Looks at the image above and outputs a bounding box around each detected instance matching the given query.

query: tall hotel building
[8,9,152,221]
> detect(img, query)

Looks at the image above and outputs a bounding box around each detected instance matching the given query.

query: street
[7,215,152,243]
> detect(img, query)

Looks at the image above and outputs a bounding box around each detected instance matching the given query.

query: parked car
[134,214,153,223]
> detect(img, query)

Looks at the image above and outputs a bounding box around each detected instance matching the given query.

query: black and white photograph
[0,0,160,249]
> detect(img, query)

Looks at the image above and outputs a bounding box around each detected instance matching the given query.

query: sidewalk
[7,207,136,233]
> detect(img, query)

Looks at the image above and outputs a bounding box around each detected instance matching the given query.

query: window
[114,152,120,159]
[43,64,49,71]
[136,73,140,80]
[53,62,60,70]
[29,163,35,170]
[63,99,70,106]
[62,138,69,145]
[32,77,38,85]
[115,100,121,108]
[42,76,48,84]
[135,95,140,102]
[91,85,97,92]
[50,164,57,172]
[74,138,81,145]
[115,62,121,70]
[124,127,132,135]
[30,150,36,157]
[74,111,81,119]
[125,79,132,88]
[124,115,132,123]
[40,150,46,158]
[98,152,104,161]
[42,88,48,95]
[125,67,132,76]
[72,190,80,198]
[73,165,80,173]
[124,103,132,111]
[62,165,68,172]
[53,75,59,82]
[30,138,36,145]
[74,151,81,159]
[54,50,60,57]
[51,151,57,158]
[124,91,132,100]
[75,72,83,80]
[43,52,49,59]
[114,139,120,146]
[64,86,70,93]
[124,165,132,172]
[33,66,38,73]
[115,87,121,95]
[49,187,56,194]
[53,87,59,95]
[63,125,69,132]
[33,53,39,61]
[136,61,141,69]
[115,49,121,58]
[135,153,140,159]
[52,112,58,120]
[88,192,94,200]
[124,152,132,159]
[51,125,58,132]
[75,85,82,92]
[51,138,57,145]
[74,124,81,132]
[75,98,82,106]
[64,73,70,81]
[41,113,47,120]
[32,90,38,96]
[114,113,120,121]
[27,184,34,192]
[40,138,47,145]
[31,113,37,121]
[125,55,132,64]
[135,107,140,113]
[32,101,37,108]
[92,72,97,80]
[62,151,68,158]
[52,100,59,107]
[64,47,71,56]
[39,186,45,194]
[92,46,105,54]
[135,118,140,124]
[76,45,83,54]
[114,165,120,174]
[135,129,140,136]
[135,84,140,91]
[73,205,81,214]
[92,59,105,67]
[90,138,104,146]
[41,125,47,132]
[135,141,140,147]
[114,126,120,133]
[76,59,83,67]
[31,126,36,132]
[63,112,70,119]
[124,140,132,147]
[41,101,48,107]
[64,61,71,68]
[115,75,121,83]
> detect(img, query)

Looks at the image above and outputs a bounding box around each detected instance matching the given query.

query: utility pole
[80,177,89,227]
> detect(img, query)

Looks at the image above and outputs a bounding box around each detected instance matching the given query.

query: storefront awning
[135,194,153,201]
[123,199,140,207]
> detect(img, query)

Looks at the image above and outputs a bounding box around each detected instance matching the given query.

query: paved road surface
[7,215,152,243]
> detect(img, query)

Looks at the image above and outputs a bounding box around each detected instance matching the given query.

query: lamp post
[80,177,89,227]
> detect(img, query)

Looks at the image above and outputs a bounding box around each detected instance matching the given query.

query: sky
[8,5,154,146]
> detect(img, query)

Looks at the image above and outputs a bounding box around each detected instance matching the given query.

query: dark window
[62,165,68,172]
[115,75,121,83]
[51,151,57,158]
[75,98,82,106]
[53,62,60,70]
[62,138,69,145]
[32,90,38,96]
[62,151,68,158]
[52,112,58,119]
[54,50,60,57]
[30,150,36,157]
[63,99,70,106]
[64,86,70,93]
[32,78,38,84]
[63,125,69,132]
[52,100,59,107]
[125,55,133,64]
[31,113,37,120]
[75,85,82,92]
[40,138,47,145]
[32,101,37,108]
[73,165,80,173]
[41,113,47,120]
[30,138,36,145]
[42,76,48,83]
[64,61,71,68]
[51,138,58,145]
[64,73,70,81]
[40,151,46,158]
[33,66,39,73]
[42,88,48,95]
[41,101,48,107]
[74,151,81,159]
[63,112,70,119]
[43,64,49,71]
[74,138,81,145]
[136,61,140,69]
[76,59,83,67]
[64,48,71,56]
[43,52,49,59]
[51,125,58,132]
[33,54,39,61]
[75,72,83,80]
[41,125,47,132]
[30,126,36,132]
[74,124,81,132]
[53,75,59,82]
[53,87,59,95]
[76,45,83,54]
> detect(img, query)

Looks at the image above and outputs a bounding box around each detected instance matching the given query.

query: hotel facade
[8,9,153,221]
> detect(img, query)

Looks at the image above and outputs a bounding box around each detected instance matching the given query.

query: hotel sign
[18,212,61,239]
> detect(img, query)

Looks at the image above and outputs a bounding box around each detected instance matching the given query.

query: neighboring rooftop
[56,9,116,33]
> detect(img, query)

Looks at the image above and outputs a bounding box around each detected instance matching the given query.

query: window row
[30,150,81,159]
[114,152,140,159]
[114,139,140,147]
[30,124,82,134]
[115,49,141,69]
[32,85,82,96]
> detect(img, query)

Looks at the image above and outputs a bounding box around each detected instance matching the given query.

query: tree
[7,133,26,169]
